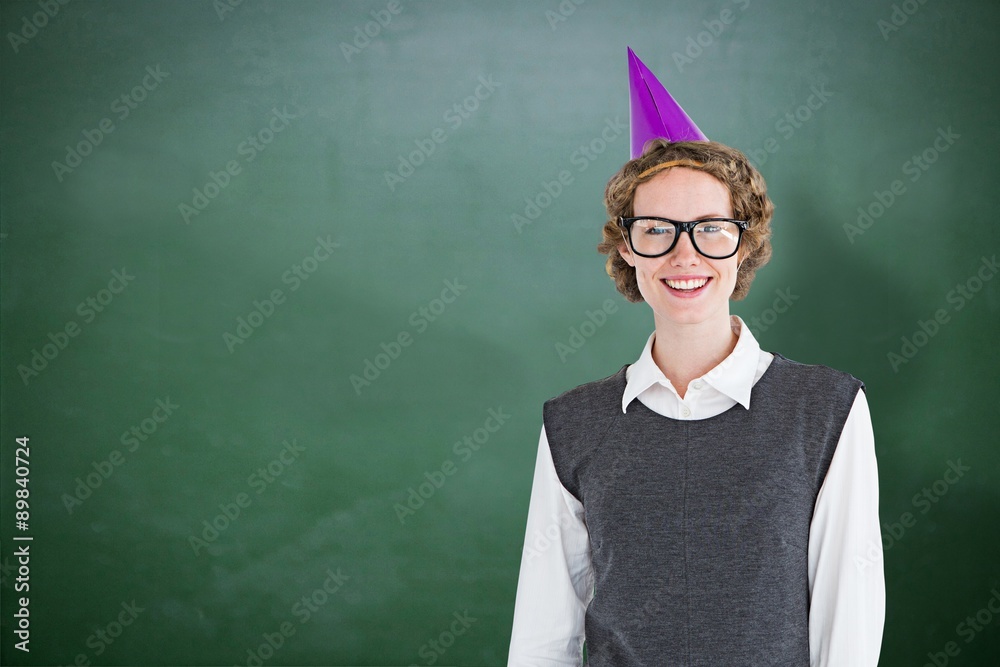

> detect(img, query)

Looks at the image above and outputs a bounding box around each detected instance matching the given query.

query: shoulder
[544,364,629,414]
[769,351,866,396]
[542,365,629,443]
[542,366,629,487]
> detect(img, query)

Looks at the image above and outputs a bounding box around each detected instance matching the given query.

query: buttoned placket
[667,378,703,419]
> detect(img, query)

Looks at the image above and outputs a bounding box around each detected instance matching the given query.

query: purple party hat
[628,47,707,158]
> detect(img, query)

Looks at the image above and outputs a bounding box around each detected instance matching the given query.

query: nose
[669,229,701,265]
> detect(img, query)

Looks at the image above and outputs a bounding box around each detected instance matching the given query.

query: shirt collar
[621,315,762,413]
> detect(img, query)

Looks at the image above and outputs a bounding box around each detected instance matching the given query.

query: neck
[650,309,739,399]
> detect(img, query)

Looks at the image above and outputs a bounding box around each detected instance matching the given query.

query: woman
[507,51,884,667]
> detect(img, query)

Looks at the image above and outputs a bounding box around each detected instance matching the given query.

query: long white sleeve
[507,424,592,667]
[807,388,885,666]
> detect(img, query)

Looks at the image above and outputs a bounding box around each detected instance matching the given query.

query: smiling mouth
[662,277,710,293]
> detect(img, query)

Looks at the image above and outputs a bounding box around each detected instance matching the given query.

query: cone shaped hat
[628,47,707,158]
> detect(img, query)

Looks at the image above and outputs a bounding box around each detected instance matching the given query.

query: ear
[617,236,636,268]
[617,243,635,267]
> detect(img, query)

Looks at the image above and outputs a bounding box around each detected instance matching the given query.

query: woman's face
[617,167,741,328]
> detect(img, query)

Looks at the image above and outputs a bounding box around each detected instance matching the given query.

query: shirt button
[680,406,691,418]
[692,381,703,390]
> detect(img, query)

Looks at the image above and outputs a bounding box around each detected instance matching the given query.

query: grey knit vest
[543,352,864,667]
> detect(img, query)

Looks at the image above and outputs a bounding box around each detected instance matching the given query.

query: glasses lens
[692,220,740,258]
[630,219,677,256]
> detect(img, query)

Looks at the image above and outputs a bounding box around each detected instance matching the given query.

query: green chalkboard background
[2,0,998,665]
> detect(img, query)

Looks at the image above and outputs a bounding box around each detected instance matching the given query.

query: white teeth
[664,278,709,290]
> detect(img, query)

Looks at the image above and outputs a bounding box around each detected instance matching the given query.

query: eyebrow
[638,213,732,219]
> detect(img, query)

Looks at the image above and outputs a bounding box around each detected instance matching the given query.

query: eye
[635,220,675,234]
[695,220,738,235]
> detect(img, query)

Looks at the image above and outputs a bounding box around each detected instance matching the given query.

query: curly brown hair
[598,139,773,302]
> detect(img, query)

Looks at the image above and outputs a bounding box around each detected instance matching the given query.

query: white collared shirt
[507,315,885,666]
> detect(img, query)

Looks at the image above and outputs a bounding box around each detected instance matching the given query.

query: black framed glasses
[618,216,749,259]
